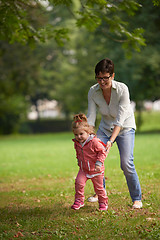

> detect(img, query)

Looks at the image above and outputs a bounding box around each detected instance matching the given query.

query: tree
[50,0,160,126]
[0,41,41,133]
[101,0,160,130]
[0,0,159,134]
[0,0,146,51]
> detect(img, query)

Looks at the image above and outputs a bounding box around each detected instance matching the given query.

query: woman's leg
[116,129,142,202]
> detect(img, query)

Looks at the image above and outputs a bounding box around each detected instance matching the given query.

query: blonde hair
[72,113,95,135]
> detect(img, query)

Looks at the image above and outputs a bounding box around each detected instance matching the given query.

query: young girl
[71,113,108,211]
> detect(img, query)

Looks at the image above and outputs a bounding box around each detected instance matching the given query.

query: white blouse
[87,80,136,136]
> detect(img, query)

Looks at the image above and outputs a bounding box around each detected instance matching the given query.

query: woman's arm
[106,125,121,154]
[115,84,131,128]
[87,88,97,126]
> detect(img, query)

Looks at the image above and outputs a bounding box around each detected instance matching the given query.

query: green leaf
[76,11,101,31]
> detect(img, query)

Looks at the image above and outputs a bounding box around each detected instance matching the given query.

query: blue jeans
[97,128,142,202]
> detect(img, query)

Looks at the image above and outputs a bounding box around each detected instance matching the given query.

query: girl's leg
[87,128,109,203]
[91,174,108,205]
[75,169,88,203]
[116,129,142,202]
[97,128,110,189]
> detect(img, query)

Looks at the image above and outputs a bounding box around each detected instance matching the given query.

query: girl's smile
[74,129,89,143]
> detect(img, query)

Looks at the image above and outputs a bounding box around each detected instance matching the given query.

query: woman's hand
[106,125,121,154]
[106,140,112,154]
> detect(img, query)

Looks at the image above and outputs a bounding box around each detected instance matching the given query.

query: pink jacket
[72,135,107,175]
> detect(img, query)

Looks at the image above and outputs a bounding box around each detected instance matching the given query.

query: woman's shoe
[87,194,98,202]
[132,201,143,209]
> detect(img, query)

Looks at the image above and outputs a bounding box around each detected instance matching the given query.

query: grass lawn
[0,125,160,239]
[135,111,160,133]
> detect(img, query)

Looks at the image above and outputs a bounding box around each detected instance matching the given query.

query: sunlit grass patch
[0,130,160,239]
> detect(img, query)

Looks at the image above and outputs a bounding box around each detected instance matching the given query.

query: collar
[81,134,95,147]
[72,134,95,146]
[112,80,117,89]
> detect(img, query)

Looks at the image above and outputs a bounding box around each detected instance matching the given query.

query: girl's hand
[95,165,101,172]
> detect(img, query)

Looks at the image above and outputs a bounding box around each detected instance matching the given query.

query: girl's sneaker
[71,200,84,210]
[99,203,108,211]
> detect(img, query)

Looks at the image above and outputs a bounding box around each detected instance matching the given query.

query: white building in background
[143,101,153,111]
[28,99,62,120]
[144,100,160,111]
[28,99,160,120]
[153,100,160,111]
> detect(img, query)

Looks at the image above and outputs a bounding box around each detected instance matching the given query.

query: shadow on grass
[0,202,160,240]
[0,203,98,237]
[0,202,97,223]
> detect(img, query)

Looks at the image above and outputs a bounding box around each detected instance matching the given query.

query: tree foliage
[152,0,160,6]
[0,0,160,134]
[0,0,69,47]
[0,0,146,51]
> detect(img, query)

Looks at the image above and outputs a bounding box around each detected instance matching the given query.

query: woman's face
[96,72,114,90]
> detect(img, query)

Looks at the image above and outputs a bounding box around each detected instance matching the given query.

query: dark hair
[72,113,95,134]
[95,58,114,76]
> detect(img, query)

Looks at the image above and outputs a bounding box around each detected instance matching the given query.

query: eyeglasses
[95,75,112,82]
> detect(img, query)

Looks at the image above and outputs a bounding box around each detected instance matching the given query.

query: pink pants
[75,169,108,205]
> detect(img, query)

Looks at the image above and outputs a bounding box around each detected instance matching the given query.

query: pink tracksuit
[72,134,108,205]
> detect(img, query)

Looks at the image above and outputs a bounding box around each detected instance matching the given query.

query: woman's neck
[102,86,112,105]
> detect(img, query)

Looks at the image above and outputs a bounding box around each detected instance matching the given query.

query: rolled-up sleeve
[87,88,97,126]
[114,85,131,127]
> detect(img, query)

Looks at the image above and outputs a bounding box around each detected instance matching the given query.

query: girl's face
[74,128,89,143]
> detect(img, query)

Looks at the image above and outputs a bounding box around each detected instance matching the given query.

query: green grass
[0,129,160,239]
[135,111,160,133]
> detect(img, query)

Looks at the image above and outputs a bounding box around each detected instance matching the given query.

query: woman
[87,58,142,209]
